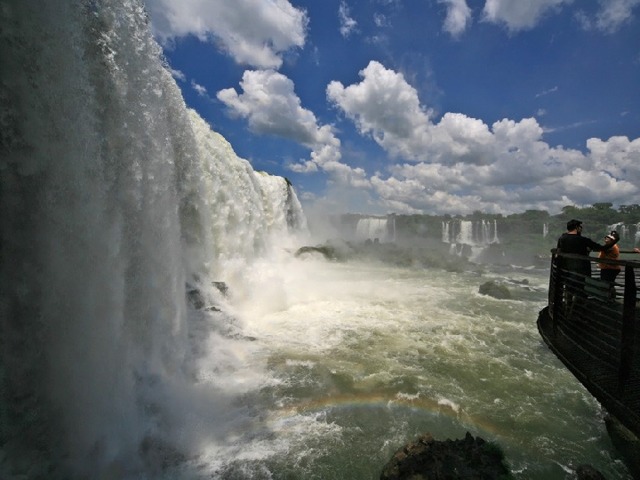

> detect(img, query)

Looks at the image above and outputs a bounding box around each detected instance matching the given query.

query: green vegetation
[335,204,640,267]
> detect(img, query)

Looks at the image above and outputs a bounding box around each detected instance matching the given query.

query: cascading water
[442,220,499,258]
[355,217,392,242]
[0,1,307,477]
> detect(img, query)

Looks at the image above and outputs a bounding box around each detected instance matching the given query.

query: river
[168,256,632,479]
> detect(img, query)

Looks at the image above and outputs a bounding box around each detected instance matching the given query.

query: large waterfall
[355,216,395,243]
[441,220,499,259]
[0,1,307,477]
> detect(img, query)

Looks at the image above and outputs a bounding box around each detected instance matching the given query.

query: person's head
[566,219,583,233]
[605,230,620,245]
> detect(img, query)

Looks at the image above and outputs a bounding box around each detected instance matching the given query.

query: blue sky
[144,0,640,215]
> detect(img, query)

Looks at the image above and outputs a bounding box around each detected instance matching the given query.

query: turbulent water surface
[0,1,633,479]
[179,258,631,480]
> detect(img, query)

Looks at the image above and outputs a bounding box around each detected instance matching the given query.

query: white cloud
[169,68,186,82]
[482,0,572,31]
[588,136,640,184]
[577,0,640,33]
[535,86,558,98]
[438,0,473,37]
[327,61,433,161]
[144,0,308,69]
[191,81,209,97]
[339,1,358,38]
[325,61,640,214]
[217,70,367,187]
[373,13,390,27]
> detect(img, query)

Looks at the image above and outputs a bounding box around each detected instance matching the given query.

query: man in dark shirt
[556,219,611,296]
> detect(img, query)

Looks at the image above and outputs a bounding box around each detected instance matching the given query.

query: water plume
[0,1,306,476]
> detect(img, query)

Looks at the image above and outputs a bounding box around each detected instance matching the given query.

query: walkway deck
[537,250,640,438]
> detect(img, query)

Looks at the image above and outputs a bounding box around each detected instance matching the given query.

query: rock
[380,432,511,480]
[479,281,512,299]
[186,282,229,310]
[212,281,229,297]
[294,245,340,260]
[186,288,205,309]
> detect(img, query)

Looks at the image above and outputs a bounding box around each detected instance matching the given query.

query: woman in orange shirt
[598,230,620,284]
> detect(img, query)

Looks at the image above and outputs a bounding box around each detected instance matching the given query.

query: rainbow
[272,391,508,439]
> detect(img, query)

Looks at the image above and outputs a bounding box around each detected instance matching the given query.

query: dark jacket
[557,233,609,277]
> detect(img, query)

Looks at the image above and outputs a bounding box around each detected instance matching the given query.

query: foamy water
[166,258,632,479]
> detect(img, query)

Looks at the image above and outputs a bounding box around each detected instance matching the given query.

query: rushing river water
[168,256,633,480]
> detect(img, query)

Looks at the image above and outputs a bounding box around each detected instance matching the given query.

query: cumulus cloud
[339,1,358,38]
[482,0,572,31]
[327,61,433,161]
[145,0,308,69]
[217,70,367,187]
[438,0,473,37]
[325,61,640,214]
[588,136,640,184]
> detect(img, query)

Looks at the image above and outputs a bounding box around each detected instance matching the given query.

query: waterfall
[442,220,499,246]
[0,0,307,476]
[442,221,450,243]
[442,220,499,260]
[355,217,391,242]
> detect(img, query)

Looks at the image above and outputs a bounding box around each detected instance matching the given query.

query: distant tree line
[394,203,638,233]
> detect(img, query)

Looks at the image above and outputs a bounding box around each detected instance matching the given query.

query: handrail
[541,249,640,437]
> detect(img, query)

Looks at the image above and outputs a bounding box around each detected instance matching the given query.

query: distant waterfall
[442,220,499,259]
[441,220,499,246]
[607,222,627,239]
[0,1,307,476]
[607,222,640,245]
[355,217,394,242]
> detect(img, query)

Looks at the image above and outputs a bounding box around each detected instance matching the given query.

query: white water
[168,259,631,479]
[355,217,393,242]
[443,220,500,260]
[0,1,306,477]
[0,1,633,479]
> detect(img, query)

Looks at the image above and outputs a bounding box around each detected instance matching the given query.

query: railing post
[618,264,637,395]
[550,252,563,335]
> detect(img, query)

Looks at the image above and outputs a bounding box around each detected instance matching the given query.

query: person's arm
[585,237,610,252]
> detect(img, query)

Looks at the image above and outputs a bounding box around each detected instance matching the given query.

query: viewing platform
[537,249,640,438]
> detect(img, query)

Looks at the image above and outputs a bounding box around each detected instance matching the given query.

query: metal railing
[543,249,640,436]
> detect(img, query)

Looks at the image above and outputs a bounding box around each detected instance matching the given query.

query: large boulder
[380,432,511,480]
[479,281,512,300]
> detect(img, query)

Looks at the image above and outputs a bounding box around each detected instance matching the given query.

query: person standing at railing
[556,219,612,297]
[598,230,621,300]
[598,230,621,283]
